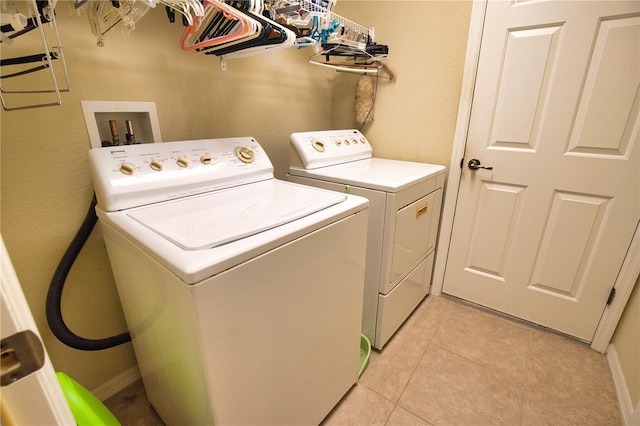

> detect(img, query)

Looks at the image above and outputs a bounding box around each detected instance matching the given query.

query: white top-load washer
[287,129,446,350]
[88,137,369,426]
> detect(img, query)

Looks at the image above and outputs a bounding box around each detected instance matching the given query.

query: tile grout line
[518,328,534,425]
[384,299,448,426]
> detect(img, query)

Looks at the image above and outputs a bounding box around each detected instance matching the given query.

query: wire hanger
[308,40,395,81]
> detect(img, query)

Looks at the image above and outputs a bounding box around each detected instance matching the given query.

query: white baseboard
[91,366,141,402]
[607,343,635,425]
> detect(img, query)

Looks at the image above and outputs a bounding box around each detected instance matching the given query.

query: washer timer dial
[236,146,255,163]
[176,157,189,168]
[312,139,325,152]
[150,159,163,171]
[119,162,135,175]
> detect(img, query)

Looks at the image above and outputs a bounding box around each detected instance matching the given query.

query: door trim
[591,223,640,352]
[431,0,639,352]
[1,236,75,424]
[432,0,486,298]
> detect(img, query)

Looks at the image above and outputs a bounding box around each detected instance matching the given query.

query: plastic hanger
[213,23,296,59]
[180,0,258,52]
[207,0,296,58]
[84,0,150,47]
[155,0,204,26]
[197,0,265,53]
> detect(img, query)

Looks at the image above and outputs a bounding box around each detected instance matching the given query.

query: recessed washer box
[81,101,162,148]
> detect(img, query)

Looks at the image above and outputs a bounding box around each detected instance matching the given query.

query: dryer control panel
[88,137,274,211]
[290,129,373,169]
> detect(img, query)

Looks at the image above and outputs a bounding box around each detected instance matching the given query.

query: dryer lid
[290,158,447,192]
[126,180,346,250]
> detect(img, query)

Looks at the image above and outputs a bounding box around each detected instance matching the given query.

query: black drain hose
[46,195,131,350]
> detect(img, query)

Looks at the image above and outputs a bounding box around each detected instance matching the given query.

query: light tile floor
[106,295,622,425]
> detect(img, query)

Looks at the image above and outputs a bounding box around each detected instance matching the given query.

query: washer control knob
[119,162,135,175]
[351,138,358,145]
[344,139,350,145]
[360,137,367,144]
[236,146,255,163]
[176,157,189,168]
[200,154,212,164]
[312,139,325,152]
[335,140,342,146]
[150,159,163,171]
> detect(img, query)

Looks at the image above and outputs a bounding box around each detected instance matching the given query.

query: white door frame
[431,0,639,353]
[1,236,75,424]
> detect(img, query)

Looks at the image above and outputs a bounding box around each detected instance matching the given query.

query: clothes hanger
[117,0,151,36]
[206,0,296,58]
[196,0,266,53]
[86,0,122,46]
[156,0,204,26]
[308,42,395,80]
[84,0,149,47]
[194,0,257,46]
[180,0,258,52]
[212,23,295,59]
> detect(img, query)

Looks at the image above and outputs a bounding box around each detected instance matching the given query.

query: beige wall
[1,1,472,392]
[0,6,334,391]
[612,275,640,406]
[2,0,635,408]
[333,1,471,167]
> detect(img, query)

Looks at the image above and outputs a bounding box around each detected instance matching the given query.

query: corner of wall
[607,343,637,425]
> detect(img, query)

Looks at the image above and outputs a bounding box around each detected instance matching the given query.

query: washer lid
[126,180,346,250]
[290,158,447,192]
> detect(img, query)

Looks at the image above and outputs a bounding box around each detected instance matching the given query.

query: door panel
[530,191,611,301]
[567,15,639,158]
[443,0,640,341]
[465,182,526,281]
[490,25,563,152]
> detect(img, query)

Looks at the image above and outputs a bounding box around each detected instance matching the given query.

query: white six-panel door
[443,0,640,341]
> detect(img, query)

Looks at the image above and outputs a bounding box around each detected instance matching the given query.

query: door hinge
[607,287,616,305]
[1,330,45,386]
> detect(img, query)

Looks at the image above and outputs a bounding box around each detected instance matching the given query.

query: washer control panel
[290,129,373,170]
[88,137,273,211]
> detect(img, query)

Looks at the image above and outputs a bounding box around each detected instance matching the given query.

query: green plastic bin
[57,372,121,426]
[359,333,371,378]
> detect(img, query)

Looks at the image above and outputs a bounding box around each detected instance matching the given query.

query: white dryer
[287,129,446,350]
[88,137,368,425]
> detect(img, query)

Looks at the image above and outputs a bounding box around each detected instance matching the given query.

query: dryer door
[388,188,442,291]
